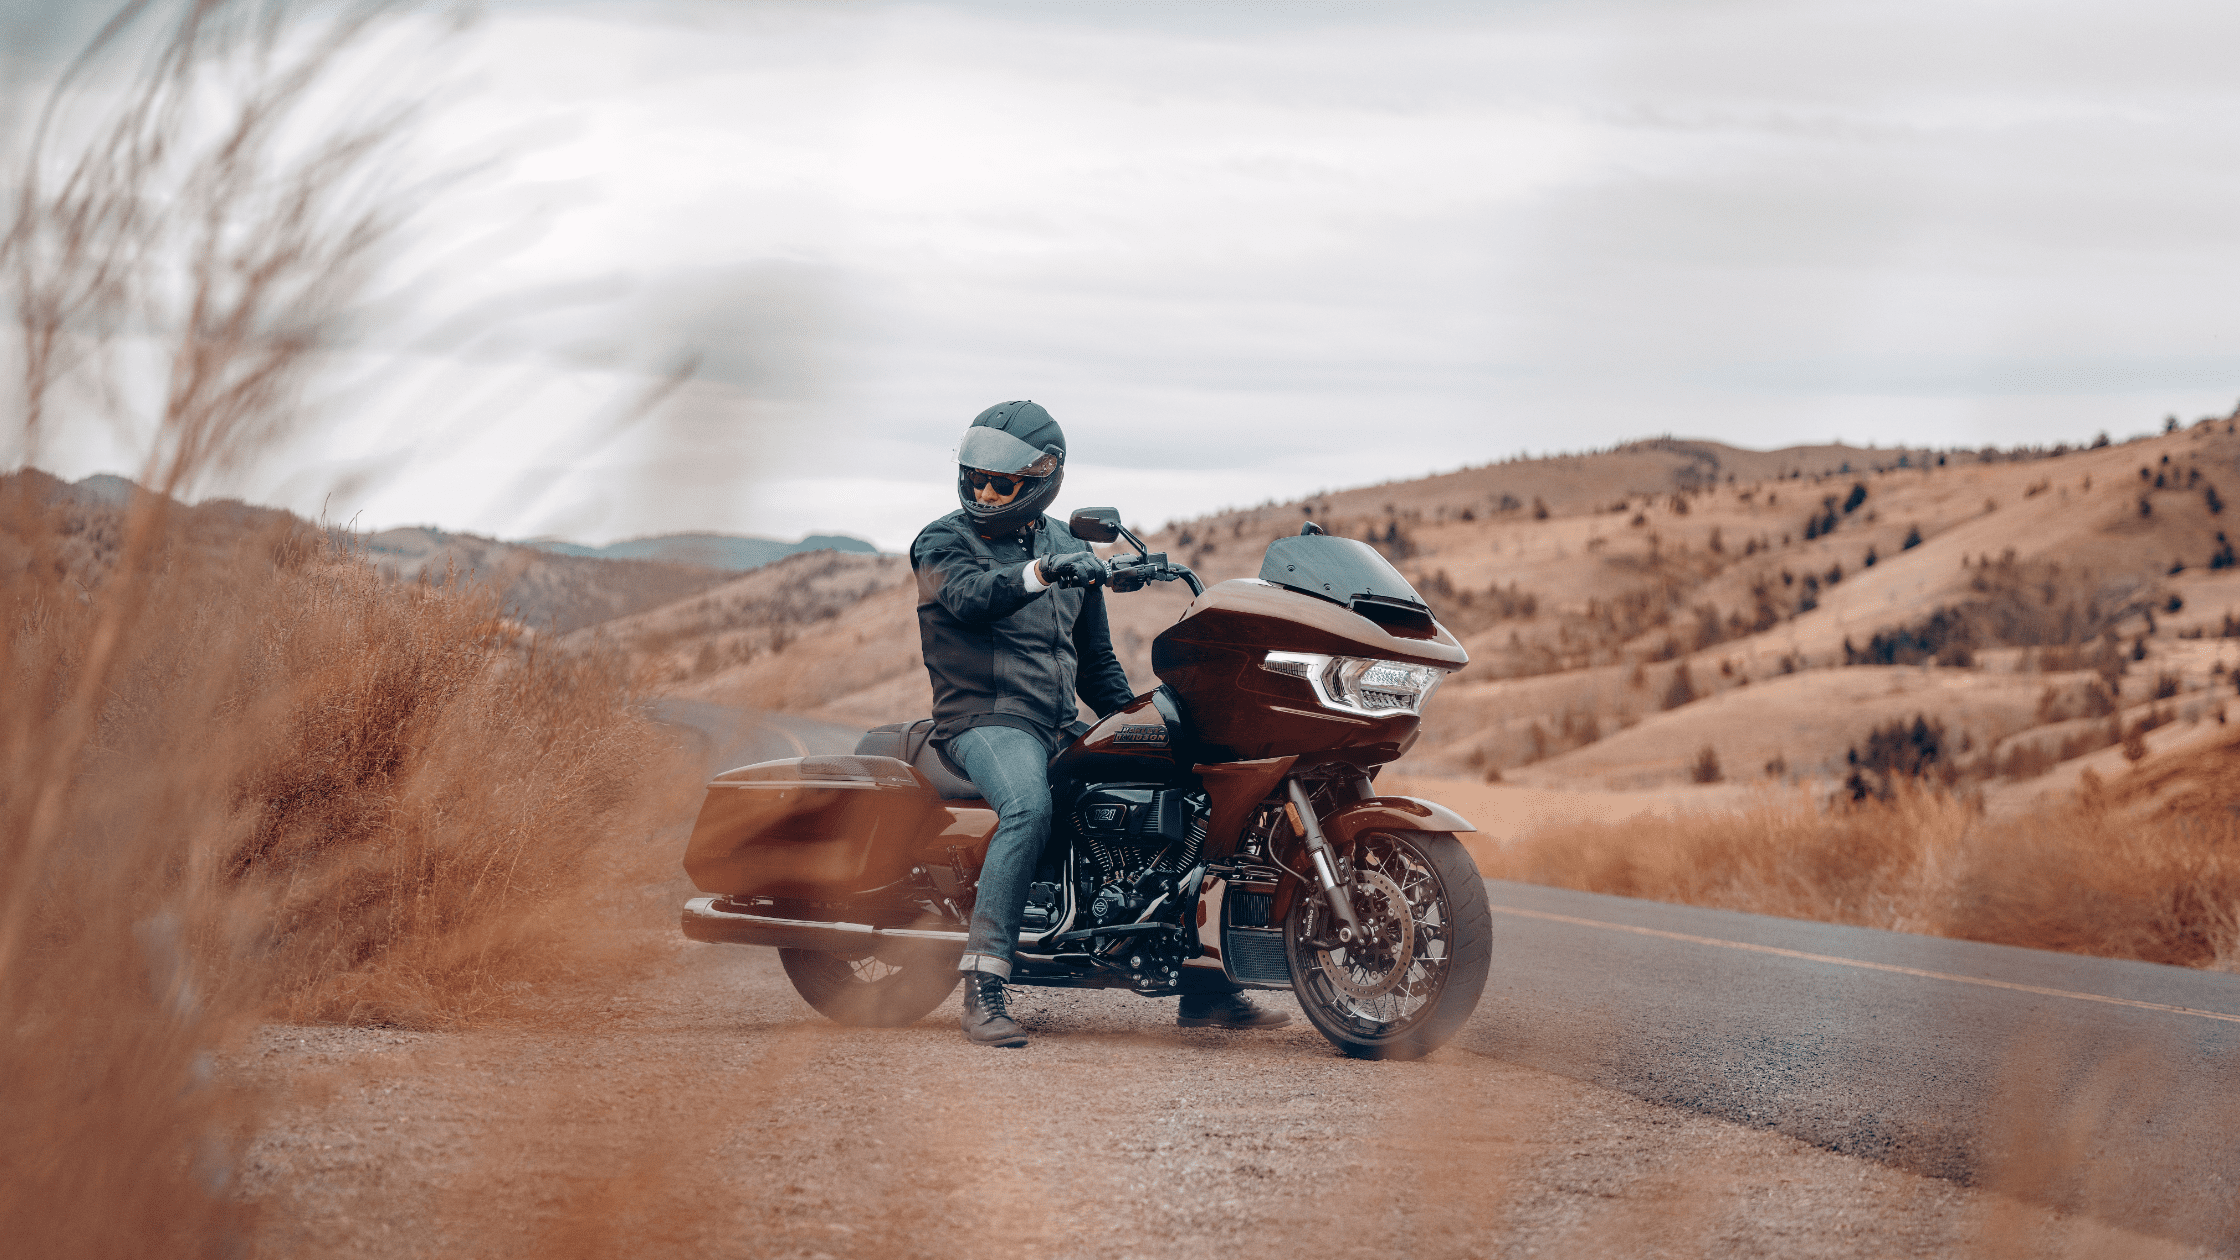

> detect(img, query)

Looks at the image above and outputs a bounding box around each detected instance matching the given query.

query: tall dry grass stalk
[1483,769,2240,968]
[2,4,698,1255]
[8,0,427,476]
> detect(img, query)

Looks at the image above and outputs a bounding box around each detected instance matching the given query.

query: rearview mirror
[1067,507,1122,543]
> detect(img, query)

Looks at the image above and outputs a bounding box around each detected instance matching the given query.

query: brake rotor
[1315,868,1416,1000]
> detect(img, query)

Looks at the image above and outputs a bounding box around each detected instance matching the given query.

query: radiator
[1224,926,1291,985]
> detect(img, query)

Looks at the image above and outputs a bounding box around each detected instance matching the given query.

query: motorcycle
[679,508,1489,1059]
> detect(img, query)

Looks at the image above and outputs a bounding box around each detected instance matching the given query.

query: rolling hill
[608,428,2240,803]
[44,418,2235,813]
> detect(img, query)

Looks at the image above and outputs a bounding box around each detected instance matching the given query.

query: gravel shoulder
[232,938,2213,1259]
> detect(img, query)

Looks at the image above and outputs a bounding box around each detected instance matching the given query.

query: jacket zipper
[1042,529,1063,729]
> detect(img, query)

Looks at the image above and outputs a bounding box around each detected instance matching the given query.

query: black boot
[960,973,1027,1047]
[1177,991,1292,1030]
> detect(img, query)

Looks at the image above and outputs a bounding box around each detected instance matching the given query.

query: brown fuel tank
[1049,688,1183,784]
[1151,579,1467,764]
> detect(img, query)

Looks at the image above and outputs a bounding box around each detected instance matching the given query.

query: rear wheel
[1284,830,1491,1060]
[778,945,961,1028]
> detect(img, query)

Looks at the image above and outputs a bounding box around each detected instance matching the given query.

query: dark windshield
[1260,535,1427,615]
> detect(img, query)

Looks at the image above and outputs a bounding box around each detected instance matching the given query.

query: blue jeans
[947,724,1053,978]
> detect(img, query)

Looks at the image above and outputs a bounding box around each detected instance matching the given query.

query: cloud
[29,0,2240,550]
[0,0,125,68]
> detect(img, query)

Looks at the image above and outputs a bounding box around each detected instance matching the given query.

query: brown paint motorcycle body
[680,515,1493,1059]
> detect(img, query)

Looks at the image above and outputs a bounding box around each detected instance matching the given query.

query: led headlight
[1260,651,1447,717]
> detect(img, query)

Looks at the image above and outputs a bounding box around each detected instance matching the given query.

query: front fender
[1324,795,1476,848]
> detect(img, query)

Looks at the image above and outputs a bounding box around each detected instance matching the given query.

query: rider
[913,400,1291,1047]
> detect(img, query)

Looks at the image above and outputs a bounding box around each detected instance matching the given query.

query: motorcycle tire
[1283,829,1492,1061]
[778,946,962,1028]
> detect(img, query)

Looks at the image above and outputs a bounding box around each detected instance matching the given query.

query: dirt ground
[231,936,2212,1260]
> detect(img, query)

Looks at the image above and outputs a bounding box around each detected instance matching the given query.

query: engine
[1071,787,1209,928]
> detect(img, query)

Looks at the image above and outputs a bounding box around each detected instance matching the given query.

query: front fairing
[1150,579,1466,765]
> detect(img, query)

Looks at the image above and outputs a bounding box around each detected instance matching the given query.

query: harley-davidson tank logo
[1112,723,1168,746]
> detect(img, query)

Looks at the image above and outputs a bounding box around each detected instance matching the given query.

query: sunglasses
[964,469,1031,496]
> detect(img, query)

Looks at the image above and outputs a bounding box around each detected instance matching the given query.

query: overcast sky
[15,0,2240,550]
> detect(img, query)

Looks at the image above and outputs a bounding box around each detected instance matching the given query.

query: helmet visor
[957,426,1060,479]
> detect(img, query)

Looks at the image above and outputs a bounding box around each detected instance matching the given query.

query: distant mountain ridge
[5,472,742,635]
[21,473,875,631]
[524,531,879,572]
[351,525,732,633]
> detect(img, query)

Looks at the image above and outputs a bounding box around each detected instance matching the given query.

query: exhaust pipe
[681,896,969,951]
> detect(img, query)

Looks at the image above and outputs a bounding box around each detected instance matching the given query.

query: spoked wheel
[1283,829,1491,1060]
[778,942,961,1028]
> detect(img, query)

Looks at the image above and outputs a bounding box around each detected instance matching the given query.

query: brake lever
[1102,550,1202,597]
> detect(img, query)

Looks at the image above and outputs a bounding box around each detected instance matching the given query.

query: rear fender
[1324,796,1475,849]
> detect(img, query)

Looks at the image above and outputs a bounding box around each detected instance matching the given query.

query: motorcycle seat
[853,719,981,801]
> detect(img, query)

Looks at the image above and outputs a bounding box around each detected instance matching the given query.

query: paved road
[632,710,2240,1247]
[648,699,864,776]
[1468,879,2240,1252]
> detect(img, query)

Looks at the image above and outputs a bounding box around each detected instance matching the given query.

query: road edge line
[1489,903,2240,1025]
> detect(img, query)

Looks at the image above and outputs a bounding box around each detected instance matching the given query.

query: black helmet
[956,400,1066,533]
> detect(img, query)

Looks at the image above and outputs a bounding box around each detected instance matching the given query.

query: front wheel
[1284,830,1491,1060]
[778,944,961,1028]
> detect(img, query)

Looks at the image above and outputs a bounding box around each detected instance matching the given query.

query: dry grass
[0,478,694,1256]
[1482,757,2240,969]
[0,2,715,1248]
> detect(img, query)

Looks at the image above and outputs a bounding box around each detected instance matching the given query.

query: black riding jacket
[911,511,1135,750]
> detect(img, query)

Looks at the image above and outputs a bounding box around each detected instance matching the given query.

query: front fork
[1285,779,1363,945]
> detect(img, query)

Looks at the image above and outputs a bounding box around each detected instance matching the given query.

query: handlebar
[1077,517,1204,598]
[1103,553,1203,597]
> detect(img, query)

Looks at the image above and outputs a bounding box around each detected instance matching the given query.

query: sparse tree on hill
[1690,744,1723,784]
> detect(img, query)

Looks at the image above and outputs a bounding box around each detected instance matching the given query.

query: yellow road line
[1490,903,2240,1026]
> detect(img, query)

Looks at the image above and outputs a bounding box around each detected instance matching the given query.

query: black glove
[1040,551,1108,589]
